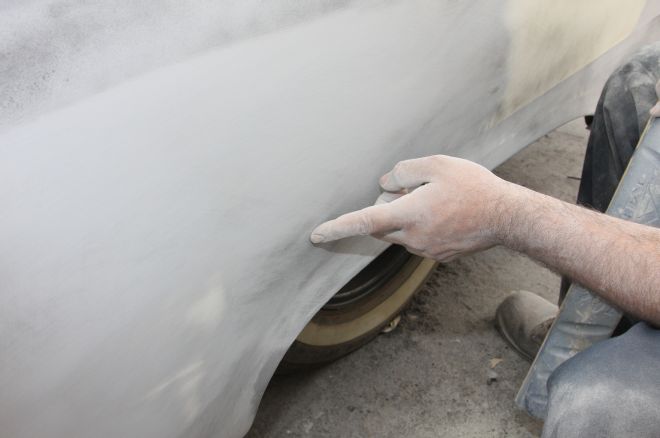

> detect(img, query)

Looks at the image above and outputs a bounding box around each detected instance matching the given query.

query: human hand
[310,155,522,262]
[651,79,660,117]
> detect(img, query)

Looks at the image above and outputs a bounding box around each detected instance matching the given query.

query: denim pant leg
[545,44,660,436]
[541,323,660,438]
[559,42,660,303]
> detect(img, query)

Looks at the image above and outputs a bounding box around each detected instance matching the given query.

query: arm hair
[496,185,660,326]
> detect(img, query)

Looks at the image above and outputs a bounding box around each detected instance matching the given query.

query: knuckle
[387,162,408,188]
[356,213,373,235]
[392,161,406,177]
[429,155,446,167]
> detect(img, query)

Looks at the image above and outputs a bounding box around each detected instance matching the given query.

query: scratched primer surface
[1,1,659,437]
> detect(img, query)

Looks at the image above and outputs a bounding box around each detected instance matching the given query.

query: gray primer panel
[1,1,659,437]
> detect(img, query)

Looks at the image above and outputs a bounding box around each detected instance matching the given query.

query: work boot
[495,290,558,361]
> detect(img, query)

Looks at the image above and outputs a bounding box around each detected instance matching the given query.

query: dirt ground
[246,119,589,438]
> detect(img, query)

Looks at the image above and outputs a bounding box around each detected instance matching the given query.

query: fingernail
[379,174,389,186]
[310,233,325,244]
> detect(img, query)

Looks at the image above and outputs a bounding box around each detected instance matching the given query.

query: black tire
[278,245,436,373]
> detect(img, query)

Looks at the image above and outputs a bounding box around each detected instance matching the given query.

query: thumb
[310,203,401,243]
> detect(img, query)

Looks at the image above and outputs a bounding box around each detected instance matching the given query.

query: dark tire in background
[278,245,436,373]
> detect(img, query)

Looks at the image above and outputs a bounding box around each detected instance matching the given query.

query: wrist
[487,180,535,247]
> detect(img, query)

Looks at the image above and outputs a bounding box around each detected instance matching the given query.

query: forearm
[312,154,660,324]
[497,184,660,325]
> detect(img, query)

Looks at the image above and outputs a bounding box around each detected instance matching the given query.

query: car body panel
[1,1,659,437]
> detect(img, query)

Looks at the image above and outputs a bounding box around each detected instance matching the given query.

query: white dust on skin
[1,1,659,437]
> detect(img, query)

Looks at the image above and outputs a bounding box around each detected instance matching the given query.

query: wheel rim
[297,252,436,347]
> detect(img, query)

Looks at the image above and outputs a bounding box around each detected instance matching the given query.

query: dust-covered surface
[246,120,588,437]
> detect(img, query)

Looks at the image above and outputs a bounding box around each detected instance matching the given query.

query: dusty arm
[312,155,660,325]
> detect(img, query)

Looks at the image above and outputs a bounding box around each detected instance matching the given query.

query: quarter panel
[0,1,658,437]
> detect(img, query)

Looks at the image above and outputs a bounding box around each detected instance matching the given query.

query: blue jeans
[543,323,660,437]
[544,43,660,437]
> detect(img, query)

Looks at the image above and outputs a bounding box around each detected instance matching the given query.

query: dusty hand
[651,79,660,117]
[310,155,521,262]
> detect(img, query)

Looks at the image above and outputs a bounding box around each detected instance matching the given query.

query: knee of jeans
[543,384,617,438]
[543,324,660,437]
[544,359,659,438]
[544,355,619,431]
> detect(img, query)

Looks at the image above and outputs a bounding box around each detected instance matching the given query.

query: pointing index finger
[310,203,401,243]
